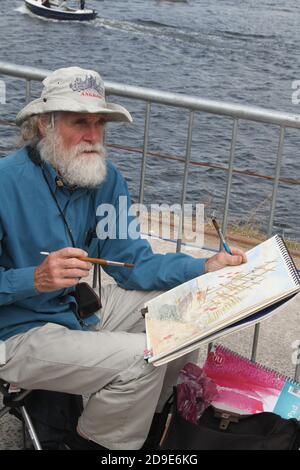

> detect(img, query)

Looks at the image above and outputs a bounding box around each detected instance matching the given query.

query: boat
[24,0,97,22]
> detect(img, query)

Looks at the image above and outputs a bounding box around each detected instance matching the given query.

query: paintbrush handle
[79,256,134,268]
[40,252,134,268]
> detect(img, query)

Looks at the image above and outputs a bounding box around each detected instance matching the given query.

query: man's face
[37,111,108,188]
[56,112,106,151]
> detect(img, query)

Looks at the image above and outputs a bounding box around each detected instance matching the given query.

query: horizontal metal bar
[1,61,300,128]
[0,61,50,82]
[106,143,300,186]
[1,125,300,186]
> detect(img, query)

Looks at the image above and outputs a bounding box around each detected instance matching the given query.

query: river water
[0,0,300,239]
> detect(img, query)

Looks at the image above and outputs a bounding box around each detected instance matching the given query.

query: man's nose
[83,125,103,143]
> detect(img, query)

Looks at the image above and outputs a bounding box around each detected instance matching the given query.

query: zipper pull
[214,408,240,430]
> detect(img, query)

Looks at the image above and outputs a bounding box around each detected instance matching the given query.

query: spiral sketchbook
[203,344,300,420]
[143,235,300,366]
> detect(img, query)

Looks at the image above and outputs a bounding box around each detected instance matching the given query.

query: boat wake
[15,5,273,51]
[15,5,28,14]
[91,17,259,51]
[16,5,209,44]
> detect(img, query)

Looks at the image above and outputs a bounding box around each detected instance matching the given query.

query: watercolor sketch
[145,236,300,361]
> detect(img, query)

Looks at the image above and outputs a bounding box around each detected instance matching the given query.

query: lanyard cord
[26,145,76,248]
[40,163,76,248]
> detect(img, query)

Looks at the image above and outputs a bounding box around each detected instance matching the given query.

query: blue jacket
[0,148,207,341]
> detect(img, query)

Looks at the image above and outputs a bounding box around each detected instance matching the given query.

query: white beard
[37,127,107,188]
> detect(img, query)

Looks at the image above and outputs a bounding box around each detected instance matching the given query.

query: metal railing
[0,61,300,372]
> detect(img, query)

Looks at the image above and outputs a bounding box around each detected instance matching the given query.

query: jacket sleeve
[98,171,207,291]
[0,224,39,306]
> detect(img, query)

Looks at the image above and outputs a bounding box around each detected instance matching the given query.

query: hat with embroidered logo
[16,66,132,125]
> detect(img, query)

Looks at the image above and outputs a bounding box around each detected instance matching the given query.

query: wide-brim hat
[16,66,132,126]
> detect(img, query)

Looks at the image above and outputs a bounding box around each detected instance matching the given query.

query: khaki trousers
[0,284,198,450]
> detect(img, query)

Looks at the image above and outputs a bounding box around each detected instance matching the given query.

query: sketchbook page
[149,290,298,365]
[145,235,300,363]
[150,288,298,365]
[151,294,298,366]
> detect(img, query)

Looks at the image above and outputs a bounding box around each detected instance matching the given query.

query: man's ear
[37,115,47,138]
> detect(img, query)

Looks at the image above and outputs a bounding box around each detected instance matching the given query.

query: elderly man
[0,67,246,450]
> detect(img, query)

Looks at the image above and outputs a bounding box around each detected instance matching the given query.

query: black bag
[73,282,102,318]
[160,389,300,450]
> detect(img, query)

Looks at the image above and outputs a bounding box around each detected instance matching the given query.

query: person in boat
[42,0,51,8]
[0,67,246,450]
[79,0,85,10]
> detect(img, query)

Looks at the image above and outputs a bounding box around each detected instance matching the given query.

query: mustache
[74,143,105,157]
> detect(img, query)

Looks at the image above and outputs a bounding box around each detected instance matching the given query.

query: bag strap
[143,391,174,450]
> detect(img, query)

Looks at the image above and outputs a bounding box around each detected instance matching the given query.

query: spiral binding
[211,344,300,387]
[275,234,300,286]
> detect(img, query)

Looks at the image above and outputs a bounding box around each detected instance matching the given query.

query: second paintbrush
[211,218,232,255]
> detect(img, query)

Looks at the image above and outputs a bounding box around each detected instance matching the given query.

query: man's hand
[34,247,92,293]
[204,247,247,273]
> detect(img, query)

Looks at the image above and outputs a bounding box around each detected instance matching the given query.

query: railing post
[25,79,31,104]
[208,118,238,354]
[251,126,286,362]
[176,110,194,253]
[250,325,260,362]
[222,118,239,236]
[267,126,286,238]
[295,344,300,381]
[138,102,151,206]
